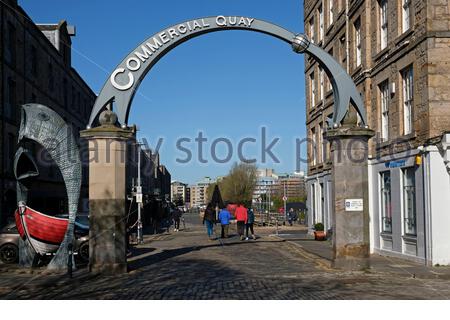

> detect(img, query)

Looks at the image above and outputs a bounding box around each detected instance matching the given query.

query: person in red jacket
[235,202,248,240]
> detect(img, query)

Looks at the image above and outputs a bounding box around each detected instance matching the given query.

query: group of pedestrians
[202,202,256,241]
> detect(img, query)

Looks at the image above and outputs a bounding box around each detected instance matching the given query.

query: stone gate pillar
[325,109,375,270]
[80,110,135,274]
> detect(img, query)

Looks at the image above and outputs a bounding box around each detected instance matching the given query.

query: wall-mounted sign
[385,160,406,168]
[345,199,363,211]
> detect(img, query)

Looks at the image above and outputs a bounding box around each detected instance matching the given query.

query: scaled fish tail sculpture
[15,103,81,270]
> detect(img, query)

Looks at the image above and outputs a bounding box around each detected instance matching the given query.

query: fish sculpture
[14,103,81,270]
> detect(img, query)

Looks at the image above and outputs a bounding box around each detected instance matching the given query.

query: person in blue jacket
[218,206,232,238]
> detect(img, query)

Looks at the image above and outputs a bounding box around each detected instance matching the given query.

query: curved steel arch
[87,16,366,128]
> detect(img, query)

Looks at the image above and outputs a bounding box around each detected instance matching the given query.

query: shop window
[380,171,392,233]
[402,167,416,235]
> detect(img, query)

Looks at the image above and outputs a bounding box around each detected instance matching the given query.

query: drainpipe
[0,3,4,226]
[419,146,433,266]
[345,0,350,74]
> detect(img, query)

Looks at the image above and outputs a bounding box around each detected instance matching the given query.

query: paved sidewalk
[274,230,450,280]
[1,215,450,299]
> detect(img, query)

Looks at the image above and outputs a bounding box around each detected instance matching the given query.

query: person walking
[173,208,182,232]
[235,202,248,241]
[203,203,216,240]
[287,208,294,226]
[245,207,256,240]
[218,206,232,238]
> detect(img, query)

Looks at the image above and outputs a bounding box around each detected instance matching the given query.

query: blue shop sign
[385,160,406,168]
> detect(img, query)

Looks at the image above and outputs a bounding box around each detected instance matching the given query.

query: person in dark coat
[287,208,294,226]
[203,203,216,240]
[245,207,256,240]
[172,208,182,232]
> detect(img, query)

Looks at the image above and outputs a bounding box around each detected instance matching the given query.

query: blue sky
[21,0,307,185]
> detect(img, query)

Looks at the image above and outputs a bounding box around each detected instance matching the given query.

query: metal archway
[87,16,366,128]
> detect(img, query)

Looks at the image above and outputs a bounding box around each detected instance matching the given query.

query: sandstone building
[0,0,96,226]
[305,0,450,265]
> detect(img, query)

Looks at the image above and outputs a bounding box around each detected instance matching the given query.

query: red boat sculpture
[15,206,68,255]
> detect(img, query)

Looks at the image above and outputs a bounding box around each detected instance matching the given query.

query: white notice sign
[136,194,143,203]
[345,199,363,211]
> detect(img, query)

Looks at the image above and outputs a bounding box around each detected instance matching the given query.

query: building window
[379,0,388,50]
[340,35,346,66]
[311,184,316,224]
[402,0,411,33]
[311,128,317,166]
[309,17,315,43]
[402,65,413,135]
[77,92,81,112]
[329,0,334,26]
[319,66,324,101]
[7,133,16,171]
[310,72,316,107]
[63,79,68,107]
[318,4,324,42]
[6,78,16,120]
[71,86,76,109]
[354,18,361,67]
[5,22,16,66]
[48,63,54,91]
[402,167,416,236]
[320,182,325,223]
[30,45,38,76]
[379,80,389,141]
[380,171,392,233]
[318,122,324,163]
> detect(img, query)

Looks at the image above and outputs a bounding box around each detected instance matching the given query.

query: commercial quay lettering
[111,16,255,91]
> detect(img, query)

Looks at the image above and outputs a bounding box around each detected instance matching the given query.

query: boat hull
[15,207,68,255]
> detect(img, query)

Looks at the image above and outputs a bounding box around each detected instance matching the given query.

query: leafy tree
[205,163,257,206]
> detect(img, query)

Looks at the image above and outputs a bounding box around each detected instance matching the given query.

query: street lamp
[135,141,145,244]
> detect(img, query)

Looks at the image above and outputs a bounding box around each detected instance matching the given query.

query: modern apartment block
[171,181,188,204]
[0,0,96,226]
[252,169,306,210]
[189,177,212,208]
[305,0,450,265]
[272,171,307,200]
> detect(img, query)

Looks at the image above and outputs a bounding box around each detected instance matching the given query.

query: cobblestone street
[1,212,450,299]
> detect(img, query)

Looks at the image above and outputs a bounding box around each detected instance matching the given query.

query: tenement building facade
[0,0,96,226]
[305,0,450,265]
